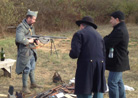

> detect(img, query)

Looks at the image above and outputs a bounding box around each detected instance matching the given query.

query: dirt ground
[0,24,138,98]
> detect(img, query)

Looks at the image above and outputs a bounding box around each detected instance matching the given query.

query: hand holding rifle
[28,38,35,43]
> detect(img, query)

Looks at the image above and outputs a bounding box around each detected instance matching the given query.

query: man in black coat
[69,16,106,98]
[104,11,130,98]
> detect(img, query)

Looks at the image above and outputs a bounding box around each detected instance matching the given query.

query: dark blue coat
[69,26,106,94]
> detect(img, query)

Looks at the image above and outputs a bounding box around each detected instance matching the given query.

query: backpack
[52,72,62,83]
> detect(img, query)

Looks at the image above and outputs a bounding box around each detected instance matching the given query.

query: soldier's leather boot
[30,83,42,89]
[22,87,31,94]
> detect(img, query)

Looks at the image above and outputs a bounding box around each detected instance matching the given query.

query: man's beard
[28,22,34,26]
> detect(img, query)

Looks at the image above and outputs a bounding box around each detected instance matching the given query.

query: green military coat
[15,19,37,74]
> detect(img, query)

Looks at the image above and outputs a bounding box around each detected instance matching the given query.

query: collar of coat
[113,21,125,29]
[84,25,95,30]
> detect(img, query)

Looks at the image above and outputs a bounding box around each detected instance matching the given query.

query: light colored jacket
[15,19,37,74]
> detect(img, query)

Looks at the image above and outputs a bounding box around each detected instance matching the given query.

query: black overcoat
[104,22,130,72]
[69,26,106,94]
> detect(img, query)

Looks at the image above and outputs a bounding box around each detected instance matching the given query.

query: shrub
[0,0,138,33]
[0,0,17,35]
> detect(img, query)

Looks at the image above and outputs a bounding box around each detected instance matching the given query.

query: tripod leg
[51,39,58,58]
[51,39,53,55]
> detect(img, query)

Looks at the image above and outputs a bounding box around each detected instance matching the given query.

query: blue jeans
[108,71,126,98]
[77,93,103,98]
[22,55,36,87]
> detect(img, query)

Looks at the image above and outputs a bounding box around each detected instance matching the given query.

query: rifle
[34,84,74,98]
[26,35,67,58]
[25,35,67,44]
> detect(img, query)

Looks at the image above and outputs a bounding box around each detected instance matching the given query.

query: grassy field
[0,24,138,98]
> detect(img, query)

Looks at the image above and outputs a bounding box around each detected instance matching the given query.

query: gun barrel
[26,35,67,39]
[43,36,67,39]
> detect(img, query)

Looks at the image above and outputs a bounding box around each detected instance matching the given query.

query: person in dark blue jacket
[69,16,106,98]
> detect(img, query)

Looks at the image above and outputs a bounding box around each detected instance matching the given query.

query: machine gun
[25,35,67,44]
[25,35,67,58]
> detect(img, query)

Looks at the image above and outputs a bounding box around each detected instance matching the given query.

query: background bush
[0,0,138,33]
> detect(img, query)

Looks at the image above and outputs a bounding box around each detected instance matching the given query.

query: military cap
[27,9,38,18]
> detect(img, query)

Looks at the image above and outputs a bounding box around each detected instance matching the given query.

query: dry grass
[0,24,138,98]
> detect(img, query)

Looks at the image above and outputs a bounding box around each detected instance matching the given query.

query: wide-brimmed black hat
[76,16,97,29]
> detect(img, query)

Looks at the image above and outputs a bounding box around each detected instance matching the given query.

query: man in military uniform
[16,9,41,94]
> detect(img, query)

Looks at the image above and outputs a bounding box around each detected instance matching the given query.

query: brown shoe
[22,87,31,94]
[30,83,42,89]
